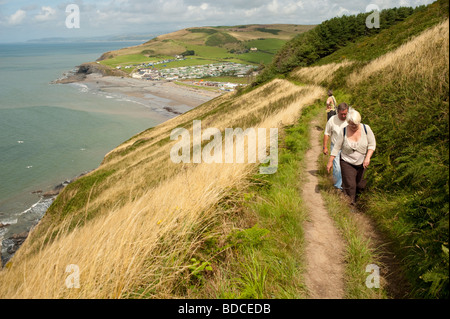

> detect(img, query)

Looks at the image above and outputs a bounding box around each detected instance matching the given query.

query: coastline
[1,70,223,266]
[80,74,221,116]
[55,63,222,117]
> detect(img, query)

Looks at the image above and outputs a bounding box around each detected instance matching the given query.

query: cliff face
[53,62,129,84]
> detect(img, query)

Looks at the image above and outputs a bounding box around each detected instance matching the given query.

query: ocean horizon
[0,41,164,246]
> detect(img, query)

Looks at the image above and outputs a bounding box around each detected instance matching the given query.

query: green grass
[182,101,323,298]
[238,51,274,65]
[100,54,169,67]
[196,76,249,84]
[245,38,287,54]
[227,103,323,298]
[173,81,221,92]
[99,54,175,73]
[183,43,235,59]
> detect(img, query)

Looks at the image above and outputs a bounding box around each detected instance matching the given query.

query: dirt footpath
[301,117,410,299]
[302,119,346,299]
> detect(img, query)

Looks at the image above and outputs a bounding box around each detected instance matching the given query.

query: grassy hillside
[254,2,444,86]
[0,1,447,299]
[0,78,324,298]
[97,24,315,73]
[289,0,449,298]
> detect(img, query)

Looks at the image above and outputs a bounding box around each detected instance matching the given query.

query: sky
[0,0,436,43]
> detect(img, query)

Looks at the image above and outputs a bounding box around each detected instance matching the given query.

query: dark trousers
[340,159,367,204]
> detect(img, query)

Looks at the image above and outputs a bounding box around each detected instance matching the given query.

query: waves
[1,196,55,264]
[71,82,90,93]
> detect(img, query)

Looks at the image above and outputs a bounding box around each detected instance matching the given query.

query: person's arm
[363,149,374,169]
[363,125,376,169]
[327,155,335,173]
[323,120,332,155]
[327,128,344,173]
[323,134,329,155]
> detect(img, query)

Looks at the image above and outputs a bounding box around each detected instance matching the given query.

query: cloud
[34,6,56,22]
[56,0,434,29]
[6,9,26,25]
[0,0,437,42]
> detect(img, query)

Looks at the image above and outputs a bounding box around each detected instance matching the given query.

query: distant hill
[27,33,161,43]
[95,24,316,73]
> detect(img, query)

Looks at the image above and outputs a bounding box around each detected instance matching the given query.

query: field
[96,24,315,75]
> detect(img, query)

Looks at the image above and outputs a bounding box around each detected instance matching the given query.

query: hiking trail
[301,115,410,299]
[302,118,346,299]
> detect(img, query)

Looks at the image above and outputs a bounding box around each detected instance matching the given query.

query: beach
[68,73,222,117]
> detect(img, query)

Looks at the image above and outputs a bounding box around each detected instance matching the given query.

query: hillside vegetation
[0,1,448,299]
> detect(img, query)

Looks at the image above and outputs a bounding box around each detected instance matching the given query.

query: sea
[0,41,165,257]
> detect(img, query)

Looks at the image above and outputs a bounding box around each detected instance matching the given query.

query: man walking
[323,103,349,190]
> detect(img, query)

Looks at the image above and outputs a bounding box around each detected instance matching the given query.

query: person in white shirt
[327,108,376,205]
[323,103,349,190]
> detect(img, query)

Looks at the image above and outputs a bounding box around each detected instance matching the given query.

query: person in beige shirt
[327,108,376,205]
[326,90,337,121]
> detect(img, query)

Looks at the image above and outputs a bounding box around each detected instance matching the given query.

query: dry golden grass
[347,19,449,87]
[0,164,252,298]
[0,79,324,298]
[291,60,355,85]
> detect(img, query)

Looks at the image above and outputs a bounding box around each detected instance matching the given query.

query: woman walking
[327,108,376,205]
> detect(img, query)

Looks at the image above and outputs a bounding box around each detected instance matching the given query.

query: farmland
[96,24,315,76]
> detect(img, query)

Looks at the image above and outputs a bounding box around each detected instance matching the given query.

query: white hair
[346,107,361,125]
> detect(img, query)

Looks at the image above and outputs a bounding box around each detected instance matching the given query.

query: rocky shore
[52,62,129,84]
[0,171,91,267]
